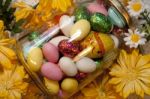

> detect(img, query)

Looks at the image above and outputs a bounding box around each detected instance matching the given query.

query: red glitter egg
[75,73,87,80]
[58,40,82,58]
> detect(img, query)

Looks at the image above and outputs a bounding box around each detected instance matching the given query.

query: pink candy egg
[41,62,63,81]
[87,3,108,16]
[42,43,59,63]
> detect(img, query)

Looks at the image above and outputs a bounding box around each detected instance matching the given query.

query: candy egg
[41,62,63,81]
[42,43,59,63]
[70,19,90,41]
[59,57,78,76]
[90,13,113,33]
[44,78,60,94]
[27,47,43,72]
[49,36,69,47]
[59,15,75,37]
[108,6,126,28]
[76,57,96,73]
[87,3,108,16]
[58,40,82,58]
[74,6,90,21]
[61,78,78,93]
[80,32,115,58]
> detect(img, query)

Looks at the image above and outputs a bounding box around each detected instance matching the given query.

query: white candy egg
[49,36,69,47]
[76,57,96,73]
[59,15,75,37]
[59,57,78,76]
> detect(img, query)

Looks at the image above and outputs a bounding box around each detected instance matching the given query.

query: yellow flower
[13,2,34,22]
[0,20,7,39]
[109,49,150,98]
[52,0,72,12]
[75,75,121,99]
[0,38,17,69]
[0,66,28,99]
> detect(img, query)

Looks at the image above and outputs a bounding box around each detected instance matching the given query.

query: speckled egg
[61,78,78,93]
[76,57,96,73]
[41,62,63,81]
[27,47,43,72]
[70,19,91,41]
[42,43,59,63]
[59,57,78,76]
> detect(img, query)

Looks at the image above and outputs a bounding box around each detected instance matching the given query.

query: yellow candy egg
[70,19,90,41]
[44,78,60,94]
[61,78,78,93]
[81,32,114,58]
[27,47,43,72]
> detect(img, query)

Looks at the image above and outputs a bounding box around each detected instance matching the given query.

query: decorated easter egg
[59,15,75,37]
[27,47,43,72]
[59,57,78,76]
[108,6,126,28]
[61,78,78,93]
[74,6,90,21]
[44,78,60,94]
[58,40,82,58]
[49,36,69,47]
[41,62,63,81]
[87,3,108,16]
[90,13,113,33]
[81,32,115,58]
[76,57,96,73]
[70,19,91,41]
[42,43,59,63]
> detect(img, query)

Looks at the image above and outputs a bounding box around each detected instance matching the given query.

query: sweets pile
[21,0,127,97]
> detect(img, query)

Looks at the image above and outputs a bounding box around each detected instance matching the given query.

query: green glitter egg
[74,6,90,21]
[90,13,113,33]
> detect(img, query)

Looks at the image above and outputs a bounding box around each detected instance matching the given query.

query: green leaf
[2,0,12,12]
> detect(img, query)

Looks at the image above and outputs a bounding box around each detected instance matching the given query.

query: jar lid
[106,0,132,27]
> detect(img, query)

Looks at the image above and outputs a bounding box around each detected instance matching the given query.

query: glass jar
[16,0,130,98]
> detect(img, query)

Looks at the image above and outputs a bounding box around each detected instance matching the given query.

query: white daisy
[124,29,147,48]
[127,0,145,17]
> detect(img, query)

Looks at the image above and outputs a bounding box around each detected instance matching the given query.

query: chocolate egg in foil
[58,40,82,58]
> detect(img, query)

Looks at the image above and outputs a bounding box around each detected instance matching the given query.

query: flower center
[131,34,140,43]
[127,69,138,80]
[131,2,142,12]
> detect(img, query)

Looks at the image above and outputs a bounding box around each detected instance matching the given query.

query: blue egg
[108,6,126,28]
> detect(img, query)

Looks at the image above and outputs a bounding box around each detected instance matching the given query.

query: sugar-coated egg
[42,43,59,63]
[70,19,90,41]
[59,57,78,76]
[59,15,75,37]
[41,62,63,81]
[27,47,43,72]
[49,36,69,47]
[76,57,96,73]
[44,78,60,94]
[61,78,78,93]
[87,3,108,16]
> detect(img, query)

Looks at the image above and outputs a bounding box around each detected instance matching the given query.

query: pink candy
[41,62,63,81]
[42,43,59,63]
[87,3,108,16]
